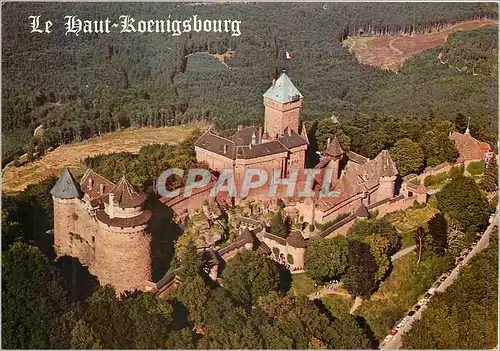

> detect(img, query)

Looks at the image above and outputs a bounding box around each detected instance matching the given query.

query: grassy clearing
[355,252,453,339]
[321,294,353,317]
[384,205,440,248]
[291,273,317,297]
[344,19,497,71]
[2,124,199,194]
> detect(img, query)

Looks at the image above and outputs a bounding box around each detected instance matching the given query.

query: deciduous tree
[389,138,424,175]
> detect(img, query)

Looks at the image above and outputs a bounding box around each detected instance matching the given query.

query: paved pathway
[391,245,416,261]
[381,214,497,349]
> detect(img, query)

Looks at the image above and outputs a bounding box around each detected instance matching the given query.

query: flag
[285,51,293,60]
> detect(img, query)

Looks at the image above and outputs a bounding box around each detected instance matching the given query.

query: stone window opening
[408,191,413,197]
[92,236,95,243]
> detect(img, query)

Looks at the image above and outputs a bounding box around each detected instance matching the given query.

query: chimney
[327,137,331,147]
[99,184,105,194]
[258,126,262,142]
[288,128,292,137]
[109,193,115,219]
[340,170,346,178]
[237,125,243,131]
[223,144,228,155]
[272,79,276,87]
[251,132,257,145]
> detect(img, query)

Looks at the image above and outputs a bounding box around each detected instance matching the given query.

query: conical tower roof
[50,168,81,199]
[355,204,370,219]
[324,136,344,158]
[103,176,146,208]
[377,150,398,177]
[263,71,303,104]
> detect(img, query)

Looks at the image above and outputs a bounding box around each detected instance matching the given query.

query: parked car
[396,323,404,330]
[424,293,432,299]
[384,335,393,343]
[439,276,447,283]
[457,257,464,263]
[390,329,398,336]
[414,304,421,311]
[403,316,411,323]
[407,310,416,316]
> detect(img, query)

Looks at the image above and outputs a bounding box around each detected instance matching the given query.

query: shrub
[408,177,421,185]
[287,254,294,264]
[316,213,350,231]
[272,247,280,259]
[424,172,449,187]
[448,165,464,179]
[466,160,486,176]
[369,209,379,218]
[490,194,498,210]
[423,175,432,187]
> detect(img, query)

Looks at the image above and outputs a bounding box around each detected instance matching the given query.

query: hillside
[2,3,498,166]
[343,19,497,71]
[2,124,199,194]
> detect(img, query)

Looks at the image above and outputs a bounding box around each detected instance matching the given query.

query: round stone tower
[94,177,152,294]
[50,169,82,257]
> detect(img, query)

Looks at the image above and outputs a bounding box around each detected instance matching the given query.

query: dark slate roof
[96,209,151,227]
[102,177,146,208]
[195,131,237,159]
[324,137,344,157]
[286,231,307,248]
[263,72,303,104]
[355,204,370,218]
[277,129,308,149]
[232,126,259,146]
[50,169,81,199]
[236,140,288,159]
[196,126,306,161]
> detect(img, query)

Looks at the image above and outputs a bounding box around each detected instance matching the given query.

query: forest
[2,2,498,166]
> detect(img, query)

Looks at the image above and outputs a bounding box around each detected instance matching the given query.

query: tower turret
[323,136,345,182]
[50,168,82,257]
[376,150,398,202]
[94,177,152,294]
[263,71,303,139]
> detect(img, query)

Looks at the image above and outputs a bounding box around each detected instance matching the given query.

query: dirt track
[344,19,497,71]
[2,125,199,194]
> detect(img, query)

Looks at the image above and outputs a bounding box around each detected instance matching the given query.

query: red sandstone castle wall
[94,222,152,294]
[53,197,77,257]
[72,201,98,267]
[195,146,234,171]
[376,176,397,203]
[287,147,307,169]
[264,98,302,138]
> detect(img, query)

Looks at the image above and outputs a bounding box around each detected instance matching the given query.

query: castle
[56,72,496,295]
[51,169,153,294]
[182,71,401,224]
[194,71,309,185]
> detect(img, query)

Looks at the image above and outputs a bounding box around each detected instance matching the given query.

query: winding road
[380,214,497,349]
